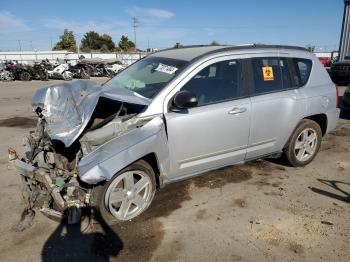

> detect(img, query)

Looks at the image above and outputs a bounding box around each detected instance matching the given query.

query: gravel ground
[0,79,349,262]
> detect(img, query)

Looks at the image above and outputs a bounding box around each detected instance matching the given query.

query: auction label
[155,63,178,74]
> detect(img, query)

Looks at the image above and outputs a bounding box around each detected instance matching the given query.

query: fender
[78,116,170,184]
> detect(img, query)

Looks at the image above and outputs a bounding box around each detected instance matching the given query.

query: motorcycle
[105,63,125,77]
[31,63,49,81]
[69,63,91,79]
[47,64,73,81]
[5,62,32,81]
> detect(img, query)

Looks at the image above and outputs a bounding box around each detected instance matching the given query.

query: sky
[0,0,345,52]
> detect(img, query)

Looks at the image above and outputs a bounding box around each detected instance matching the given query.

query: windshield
[104,56,188,99]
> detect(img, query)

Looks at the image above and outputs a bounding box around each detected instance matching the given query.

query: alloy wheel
[104,170,153,220]
[294,128,318,162]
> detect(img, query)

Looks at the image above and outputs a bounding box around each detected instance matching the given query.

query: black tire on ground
[20,71,31,81]
[81,69,90,79]
[40,71,49,81]
[92,160,156,225]
[283,119,322,167]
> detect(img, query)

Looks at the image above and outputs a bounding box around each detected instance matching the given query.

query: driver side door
[164,58,251,180]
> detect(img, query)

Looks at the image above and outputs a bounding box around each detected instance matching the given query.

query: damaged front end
[8,80,154,228]
[8,116,88,226]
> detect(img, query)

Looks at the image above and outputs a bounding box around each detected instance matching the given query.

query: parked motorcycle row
[0,59,126,82]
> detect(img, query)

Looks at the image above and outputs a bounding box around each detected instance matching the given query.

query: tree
[306,44,315,52]
[118,35,135,51]
[100,44,109,53]
[53,29,76,52]
[128,40,135,49]
[173,42,183,49]
[211,40,220,46]
[100,34,115,51]
[80,32,116,52]
[81,31,100,51]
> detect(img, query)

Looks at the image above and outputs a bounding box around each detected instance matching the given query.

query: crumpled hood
[32,80,151,147]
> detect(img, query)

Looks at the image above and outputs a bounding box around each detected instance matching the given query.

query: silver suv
[10,45,339,224]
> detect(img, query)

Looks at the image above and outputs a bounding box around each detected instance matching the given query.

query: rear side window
[252,57,293,95]
[293,58,312,87]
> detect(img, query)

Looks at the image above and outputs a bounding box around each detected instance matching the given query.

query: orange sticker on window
[262,66,274,81]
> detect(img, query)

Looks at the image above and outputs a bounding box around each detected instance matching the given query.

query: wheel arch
[138,153,162,188]
[303,113,328,136]
[283,113,328,150]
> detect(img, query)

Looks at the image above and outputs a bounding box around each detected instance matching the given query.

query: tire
[93,160,156,224]
[0,71,14,81]
[20,71,31,81]
[81,69,90,79]
[63,71,73,81]
[40,71,49,81]
[284,119,322,167]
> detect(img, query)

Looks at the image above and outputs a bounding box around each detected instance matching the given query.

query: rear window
[293,58,312,87]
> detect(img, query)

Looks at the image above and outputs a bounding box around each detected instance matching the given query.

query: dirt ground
[0,79,349,262]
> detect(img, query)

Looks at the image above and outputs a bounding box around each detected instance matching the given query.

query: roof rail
[157,43,307,53]
[186,44,308,63]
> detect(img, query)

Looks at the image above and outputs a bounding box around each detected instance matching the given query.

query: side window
[280,58,293,89]
[293,58,312,87]
[252,57,293,95]
[181,60,243,106]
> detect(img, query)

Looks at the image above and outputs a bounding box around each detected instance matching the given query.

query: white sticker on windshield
[155,63,178,74]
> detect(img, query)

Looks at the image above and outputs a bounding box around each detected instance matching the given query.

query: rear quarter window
[293,58,312,87]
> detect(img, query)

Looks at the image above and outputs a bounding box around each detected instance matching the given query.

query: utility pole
[132,17,139,50]
[75,34,80,59]
[18,40,22,62]
[89,37,93,58]
[50,37,54,61]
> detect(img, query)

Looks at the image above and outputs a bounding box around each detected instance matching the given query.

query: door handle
[228,107,247,115]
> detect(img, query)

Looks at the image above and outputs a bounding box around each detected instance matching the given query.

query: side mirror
[172,90,198,109]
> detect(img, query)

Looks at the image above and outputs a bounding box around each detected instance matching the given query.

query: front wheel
[284,119,322,167]
[94,160,156,223]
[62,71,73,81]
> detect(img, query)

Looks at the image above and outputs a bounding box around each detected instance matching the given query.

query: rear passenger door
[246,57,307,159]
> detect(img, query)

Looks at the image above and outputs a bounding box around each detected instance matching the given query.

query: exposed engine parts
[9,114,90,227]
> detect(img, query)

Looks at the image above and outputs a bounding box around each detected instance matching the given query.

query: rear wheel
[40,71,49,81]
[81,69,90,79]
[20,71,31,81]
[93,160,156,224]
[284,119,322,167]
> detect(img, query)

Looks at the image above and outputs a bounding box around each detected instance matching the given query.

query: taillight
[335,85,339,108]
